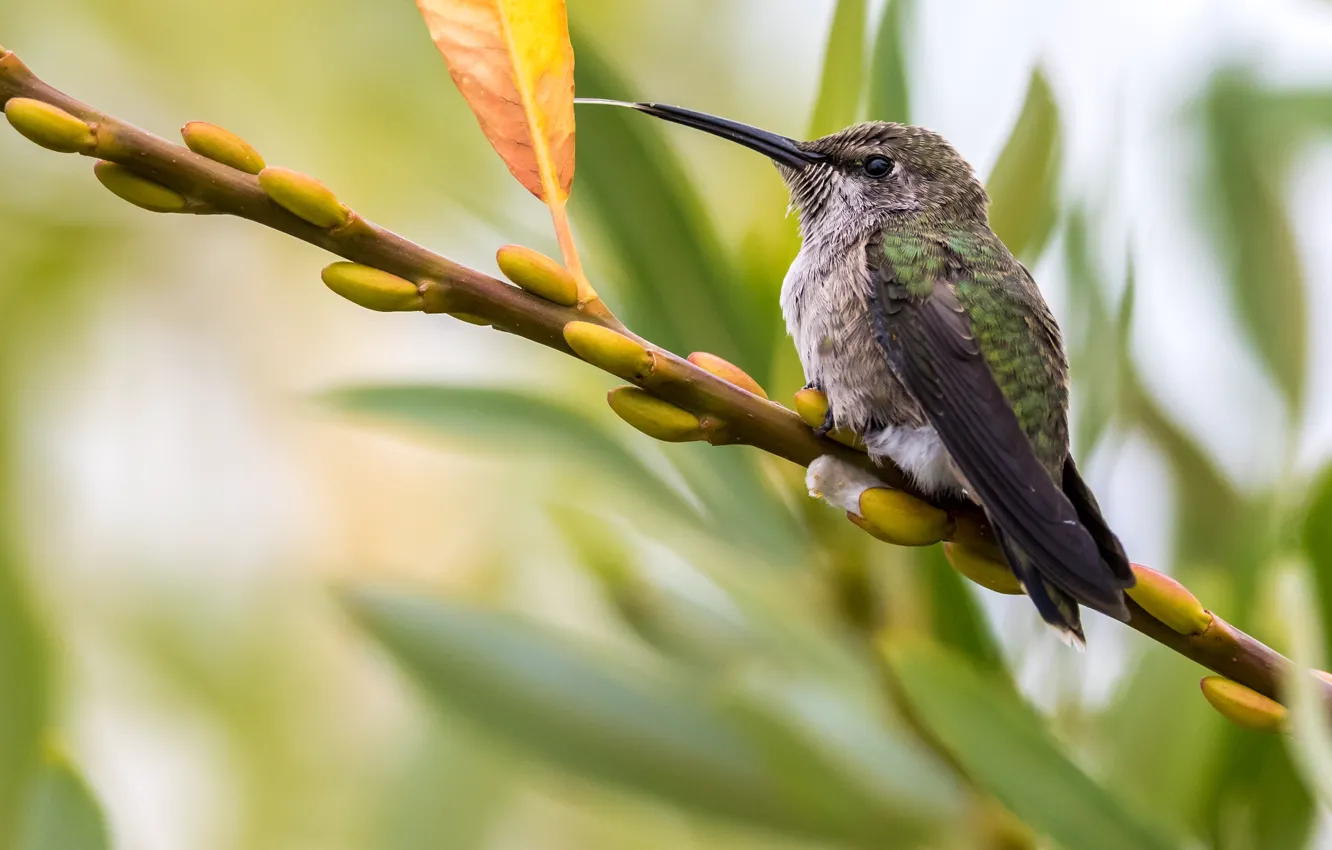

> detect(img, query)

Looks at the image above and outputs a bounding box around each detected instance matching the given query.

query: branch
[0,45,1319,723]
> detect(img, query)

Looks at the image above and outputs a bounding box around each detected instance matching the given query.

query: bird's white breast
[780,240,963,497]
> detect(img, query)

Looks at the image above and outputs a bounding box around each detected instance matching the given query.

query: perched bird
[578,99,1135,646]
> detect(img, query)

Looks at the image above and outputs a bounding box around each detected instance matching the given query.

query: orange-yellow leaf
[416,0,575,204]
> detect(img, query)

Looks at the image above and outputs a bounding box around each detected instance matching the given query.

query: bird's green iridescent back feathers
[879,217,1070,477]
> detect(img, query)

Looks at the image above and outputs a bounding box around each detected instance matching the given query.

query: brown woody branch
[0,45,1318,713]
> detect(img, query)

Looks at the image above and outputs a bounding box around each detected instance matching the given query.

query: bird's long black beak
[575,99,821,170]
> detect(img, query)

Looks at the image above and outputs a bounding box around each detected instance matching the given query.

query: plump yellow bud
[1200,677,1286,733]
[258,167,349,228]
[1127,564,1212,636]
[687,352,768,399]
[563,322,652,379]
[608,387,703,442]
[449,312,491,325]
[943,542,1024,595]
[792,388,863,449]
[851,488,951,547]
[181,121,265,174]
[496,245,578,307]
[4,97,95,154]
[793,387,829,427]
[321,262,423,312]
[93,161,188,213]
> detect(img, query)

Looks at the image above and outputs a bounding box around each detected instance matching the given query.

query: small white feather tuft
[805,455,883,515]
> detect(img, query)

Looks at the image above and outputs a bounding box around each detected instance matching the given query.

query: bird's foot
[801,381,836,437]
[813,408,836,438]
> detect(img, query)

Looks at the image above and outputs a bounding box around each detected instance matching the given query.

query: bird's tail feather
[994,525,1087,646]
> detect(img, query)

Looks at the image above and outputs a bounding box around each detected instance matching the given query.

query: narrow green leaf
[553,505,760,669]
[808,0,869,137]
[570,31,778,373]
[376,727,510,850]
[1302,466,1332,663]
[1063,209,1121,458]
[18,753,110,850]
[321,384,695,521]
[986,70,1061,261]
[1198,70,1307,413]
[0,547,49,845]
[882,639,1176,850]
[1199,729,1312,850]
[347,588,953,846]
[1100,642,1220,837]
[728,675,960,826]
[914,546,1007,675]
[1277,563,1332,810]
[866,0,912,124]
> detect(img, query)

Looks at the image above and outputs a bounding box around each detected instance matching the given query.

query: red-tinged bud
[687,352,767,399]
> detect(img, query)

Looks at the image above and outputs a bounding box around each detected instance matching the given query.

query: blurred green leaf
[322,384,696,521]
[729,674,960,826]
[348,587,952,846]
[808,0,868,137]
[667,445,806,562]
[1277,563,1332,810]
[882,639,1175,850]
[1120,372,1254,580]
[1101,642,1220,837]
[1198,70,1307,414]
[987,69,1061,262]
[866,0,912,124]
[1199,729,1312,850]
[914,546,1007,675]
[554,505,760,669]
[377,726,510,850]
[1064,209,1122,458]
[570,31,778,374]
[0,548,49,848]
[17,753,110,850]
[1302,466,1332,663]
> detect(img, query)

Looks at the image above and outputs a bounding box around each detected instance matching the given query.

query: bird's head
[577,101,988,239]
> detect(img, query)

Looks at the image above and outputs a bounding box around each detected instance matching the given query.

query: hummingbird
[577,99,1135,645]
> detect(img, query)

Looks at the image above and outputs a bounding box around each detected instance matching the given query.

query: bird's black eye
[863,156,893,178]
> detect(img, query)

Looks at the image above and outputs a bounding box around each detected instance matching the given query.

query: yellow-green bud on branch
[686,352,768,400]
[321,262,424,312]
[807,456,951,546]
[449,312,491,325]
[608,387,704,442]
[258,166,349,228]
[93,161,189,213]
[854,487,952,547]
[943,542,1024,595]
[792,388,863,449]
[496,245,578,307]
[1200,676,1286,732]
[1127,564,1212,636]
[563,322,652,380]
[181,122,265,174]
[4,97,94,153]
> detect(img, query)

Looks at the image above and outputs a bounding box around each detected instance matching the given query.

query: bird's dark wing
[1062,456,1134,585]
[871,259,1130,627]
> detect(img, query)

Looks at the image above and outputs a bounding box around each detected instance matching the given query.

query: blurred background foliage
[4,0,1332,848]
